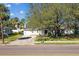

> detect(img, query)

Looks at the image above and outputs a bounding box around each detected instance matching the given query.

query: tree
[9,17,19,29]
[27,3,79,38]
[27,4,65,37]
[0,4,10,44]
[71,4,79,36]
[20,18,26,29]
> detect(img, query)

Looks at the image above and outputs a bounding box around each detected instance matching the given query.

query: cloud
[10,13,14,16]
[5,4,11,7]
[20,10,24,14]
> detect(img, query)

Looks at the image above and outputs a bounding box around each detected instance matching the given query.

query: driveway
[7,35,36,45]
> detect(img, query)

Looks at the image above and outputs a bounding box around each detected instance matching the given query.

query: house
[23,29,43,37]
[4,27,12,35]
[0,26,12,38]
[23,23,43,37]
[23,23,77,37]
[64,29,74,35]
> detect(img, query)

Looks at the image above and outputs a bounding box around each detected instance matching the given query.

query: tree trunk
[1,21,4,44]
[74,23,78,37]
[55,26,61,38]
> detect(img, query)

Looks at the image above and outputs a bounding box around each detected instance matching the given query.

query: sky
[5,3,30,20]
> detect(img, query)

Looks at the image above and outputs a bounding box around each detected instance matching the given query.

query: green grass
[35,41,79,44]
[35,36,79,44]
[4,34,22,44]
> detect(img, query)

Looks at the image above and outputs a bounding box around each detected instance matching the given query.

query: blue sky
[5,3,30,20]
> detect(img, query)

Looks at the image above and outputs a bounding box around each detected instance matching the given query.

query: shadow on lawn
[18,37,32,40]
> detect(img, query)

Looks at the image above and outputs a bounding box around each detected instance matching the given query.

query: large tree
[27,3,79,37]
[9,17,19,29]
[27,4,65,37]
[0,4,10,43]
[20,18,26,29]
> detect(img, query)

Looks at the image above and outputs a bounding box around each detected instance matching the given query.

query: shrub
[36,36,51,41]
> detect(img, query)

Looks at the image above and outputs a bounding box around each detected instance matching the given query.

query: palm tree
[0,4,10,44]
[9,17,19,29]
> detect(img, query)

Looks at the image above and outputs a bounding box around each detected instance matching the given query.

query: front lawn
[35,36,79,44]
[4,33,22,44]
[35,41,79,44]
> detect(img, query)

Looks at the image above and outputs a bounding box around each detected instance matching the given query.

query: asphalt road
[0,44,79,56]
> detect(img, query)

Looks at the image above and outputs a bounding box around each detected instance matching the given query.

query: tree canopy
[27,3,79,37]
[0,4,10,21]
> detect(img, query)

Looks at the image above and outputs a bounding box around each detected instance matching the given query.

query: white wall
[64,29,74,34]
[12,29,23,33]
[23,30,42,37]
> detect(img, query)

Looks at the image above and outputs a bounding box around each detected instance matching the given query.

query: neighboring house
[0,27,12,38]
[3,27,12,35]
[12,24,23,33]
[12,28,23,33]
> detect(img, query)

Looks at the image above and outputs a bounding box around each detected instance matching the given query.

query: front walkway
[7,35,36,45]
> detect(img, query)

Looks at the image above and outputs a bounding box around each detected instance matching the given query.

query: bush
[36,36,51,41]
[11,31,23,35]
[47,32,52,37]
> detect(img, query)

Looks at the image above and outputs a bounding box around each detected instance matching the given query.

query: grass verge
[35,41,79,44]
[35,36,79,44]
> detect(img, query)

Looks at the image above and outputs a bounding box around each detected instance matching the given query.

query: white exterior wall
[12,29,23,33]
[64,29,74,34]
[23,30,42,37]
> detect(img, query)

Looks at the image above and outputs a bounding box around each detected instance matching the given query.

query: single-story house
[3,27,12,35]
[0,27,12,38]
[23,29,43,37]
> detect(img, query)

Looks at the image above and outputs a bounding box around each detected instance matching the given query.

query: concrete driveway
[7,35,36,45]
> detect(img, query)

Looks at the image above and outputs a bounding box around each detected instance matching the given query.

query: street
[0,44,79,55]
